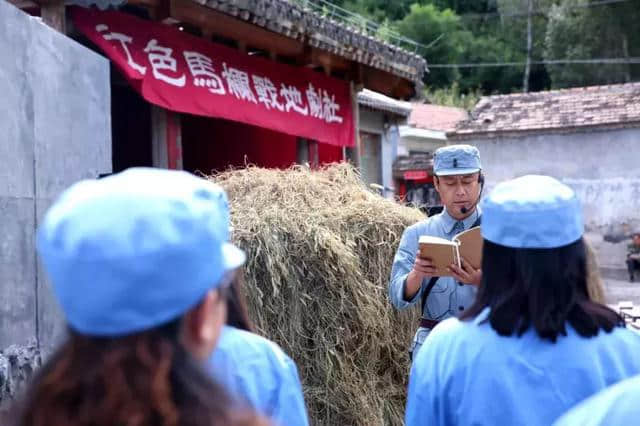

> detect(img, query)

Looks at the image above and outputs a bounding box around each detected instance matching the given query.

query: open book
[418,227,483,277]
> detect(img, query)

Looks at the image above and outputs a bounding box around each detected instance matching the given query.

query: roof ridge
[411,103,467,110]
[481,81,640,101]
[195,0,427,89]
[452,82,640,136]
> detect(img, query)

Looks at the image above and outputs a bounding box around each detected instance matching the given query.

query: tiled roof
[393,153,433,172]
[357,89,412,117]
[450,82,640,139]
[408,103,469,132]
[191,0,427,90]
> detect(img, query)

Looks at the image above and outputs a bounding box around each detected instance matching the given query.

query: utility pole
[622,35,631,82]
[523,0,533,92]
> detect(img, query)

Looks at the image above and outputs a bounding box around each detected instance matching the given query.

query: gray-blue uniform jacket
[389,208,480,358]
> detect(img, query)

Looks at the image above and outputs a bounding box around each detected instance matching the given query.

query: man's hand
[630,254,640,261]
[412,251,437,278]
[448,257,482,287]
[404,251,436,301]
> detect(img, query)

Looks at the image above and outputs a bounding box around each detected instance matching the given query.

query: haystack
[211,163,425,425]
[585,240,605,304]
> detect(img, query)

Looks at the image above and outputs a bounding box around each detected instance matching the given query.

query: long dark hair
[226,273,255,333]
[16,319,268,426]
[461,238,624,342]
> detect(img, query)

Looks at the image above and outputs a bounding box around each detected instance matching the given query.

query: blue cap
[433,144,482,176]
[481,175,583,249]
[37,167,245,337]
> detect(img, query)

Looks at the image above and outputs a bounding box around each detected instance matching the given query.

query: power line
[427,57,640,68]
[458,0,635,20]
[297,0,637,56]
[297,0,637,55]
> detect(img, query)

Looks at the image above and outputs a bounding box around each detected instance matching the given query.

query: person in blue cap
[405,175,640,426]
[18,168,269,426]
[207,275,310,426]
[389,144,485,360]
[553,374,640,426]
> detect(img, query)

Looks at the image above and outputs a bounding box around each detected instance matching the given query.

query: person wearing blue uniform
[24,168,269,426]
[389,145,485,360]
[405,175,640,426]
[210,326,309,426]
[207,275,310,426]
[553,374,640,426]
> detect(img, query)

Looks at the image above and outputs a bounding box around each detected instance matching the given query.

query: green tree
[544,0,640,88]
[397,2,532,93]
[340,0,415,21]
[495,0,555,91]
[431,0,499,15]
[424,82,482,110]
[395,4,469,88]
[457,34,525,93]
[307,0,640,95]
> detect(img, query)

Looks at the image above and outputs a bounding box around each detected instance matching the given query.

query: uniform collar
[441,207,481,234]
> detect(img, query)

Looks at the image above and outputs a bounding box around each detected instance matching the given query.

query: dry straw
[211,163,424,425]
[584,240,606,304]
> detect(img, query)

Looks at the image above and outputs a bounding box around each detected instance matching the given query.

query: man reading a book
[389,144,484,361]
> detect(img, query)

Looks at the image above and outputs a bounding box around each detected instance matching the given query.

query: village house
[448,82,640,274]
[399,103,469,156]
[356,88,411,197]
[393,103,468,211]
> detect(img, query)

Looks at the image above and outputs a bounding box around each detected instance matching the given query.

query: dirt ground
[604,277,640,305]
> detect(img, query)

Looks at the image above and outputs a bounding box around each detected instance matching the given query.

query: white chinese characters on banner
[306,83,343,124]
[306,83,323,120]
[253,76,284,111]
[280,84,309,115]
[96,24,147,75]
[183,51,226,95]
[222,63,257,103]
[144,39,186,87]
[322,91,343,123]
[93,25,345,124]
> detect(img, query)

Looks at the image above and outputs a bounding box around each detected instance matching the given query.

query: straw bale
[211,163,424,426]
[584,240,605,304]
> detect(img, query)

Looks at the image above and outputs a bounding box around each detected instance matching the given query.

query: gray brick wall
[0,0,112,408]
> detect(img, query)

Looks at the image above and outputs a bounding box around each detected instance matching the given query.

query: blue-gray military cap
[481,175,583,249]
[37,167,246,336]
[433,144,482,176]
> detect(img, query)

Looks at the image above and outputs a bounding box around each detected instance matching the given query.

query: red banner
[403,170,429,181]
[72,7,354,147]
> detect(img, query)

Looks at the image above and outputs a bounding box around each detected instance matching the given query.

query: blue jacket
[406,309,640,426]
[208,326,309,426]
[554,373,640,426]
[389,208,479,355]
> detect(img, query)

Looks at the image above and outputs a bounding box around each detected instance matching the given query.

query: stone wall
[0,343,41,416]
[470,127,640,269]
[0,0,111,409]
[359,108,402,198]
